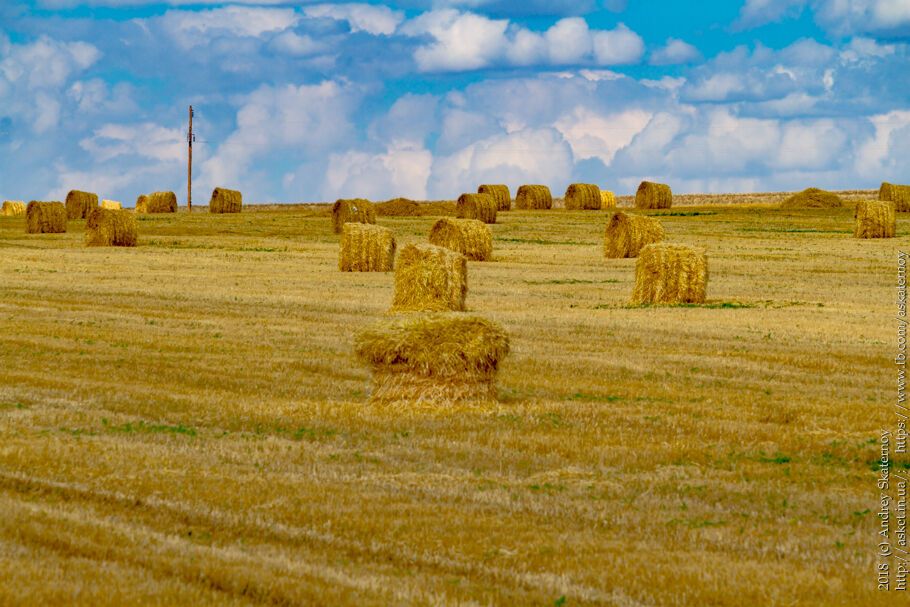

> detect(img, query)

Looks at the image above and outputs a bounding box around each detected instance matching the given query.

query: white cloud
[157,7,299,50]
[268,32,325,57]
[554,107,652,165]
[592,23,645,65]
[403,10,509,71]
[304,4,405,36]
[545,18,592,65]
[650,38,701,66]
[325,142,432,200]
[79,122,184,163]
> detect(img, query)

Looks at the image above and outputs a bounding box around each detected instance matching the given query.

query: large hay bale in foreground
[635,182,672,209]
[631,243,707,305]
[601,190,616,209]
[515,185,552,210]
[780,188,842,208]
[65,190,98,220]
[339,223,396,272]
[100,200,122,210]
[25,201,67,234]
[136,192,177,214]
[391,244,467,312]
[428,218,493,261]
[332,199,375,234]
[354,314,510,408]
[604,211,665,258]
[880,182,910,212]
[564,183,601,210]
[854,200,895,239]
[478,184,511,211]
[457,193,497,224]
[1,201,25,216]
[210,187,242,214]
[85,207,138,247]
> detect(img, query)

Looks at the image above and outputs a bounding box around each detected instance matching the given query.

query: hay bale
[25,201,67,234]
[854,200,896,239]
[65,190,98,220]
[478,184,511,211]
[332,199,376,234]
[456,193,497,224]
[635,182,673,209]
[601,190,616,209]
[376,198,421,216]
[564,183,601,210]
[428,218,493,262]
[85,207,138,247]
[515,185,552,210]
[210,187,242,214]
[391,244,467,312]
[780,188,842,208]
[354,314,510,408]
[880,182,910,212]
[631,243,707,305]
[339,223,396,271]
[136,191,177,214]
[604,211,665,258]
[100,200,122,210]
[1,201,25,216]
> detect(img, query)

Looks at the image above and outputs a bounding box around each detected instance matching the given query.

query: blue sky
[1,1,909,203]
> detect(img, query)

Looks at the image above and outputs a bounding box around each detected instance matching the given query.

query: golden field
[0,194,898,605]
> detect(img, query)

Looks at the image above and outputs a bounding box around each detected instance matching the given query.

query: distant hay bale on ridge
[604,211,665,259]
[457,193,497,224]
[376,198,420,216]
[136,192,177,214]
[391,243,467,312]
[515,185,552,210]
[564,183,601,210]
[65,190,99,220]
[2,201,25,216]
[601,190,616,209]
[632,243,707,305]
[25,201,67,234]
[478,184,511,211]
[332,198,376,234]
[354,314,510,408]
[85,207,138,247]
[339,223,396,272]
[635,182,672,209]
[100,200,122,210]
[880,182,910,212]
[854,200,895,239]
[429,217,493,261]
[780,188,842,209]
[210,187,242,214]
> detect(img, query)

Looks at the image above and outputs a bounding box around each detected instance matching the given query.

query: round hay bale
[65,190,99,220]
[604,211,665,259]
[600,190,617,209]
[100,200,122,210]
[2,201,26,217]
[515,185,552,210]
[564,183,601,210]
[456,193,497,224]
[635,182,672,209]
[428,218,493,262]
[25,201,67,234]
[478,184,511,211]
[631,243,707,305]
[332,198,376,234]
[880,182,910,212]
[391,243,467,312]
[210,187,242,214]
[85,207,138,247]
[354,314,510,408]
[854,200,896,239]
[136,192,177,214]
[780,188,842,209]
[339,223,396,272]
[375,198,421,216]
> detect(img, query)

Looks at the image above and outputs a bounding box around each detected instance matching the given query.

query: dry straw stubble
[65,190,99,220]
[391,244,467,312]
[880,182,910,212]
[2,201,25,216]
[428,218,493,261]
[478,184,511,211]
[85,207,138,247]
[515,185,552,210]
[564,183,602,210]
[604,211,665,258]
[457,193,497,224]
[210,187,242,214]
[136,192,178,214]
[635,181,673,209]
[25,201,67,234]
[332,199,376,234]
[854,200,895,239]
[631,243,707,305]
[339,223,396,272]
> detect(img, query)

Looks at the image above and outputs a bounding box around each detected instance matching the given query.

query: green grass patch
[526,278,620,285]
[101,418,197,437]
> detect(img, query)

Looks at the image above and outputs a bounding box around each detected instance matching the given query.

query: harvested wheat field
[0,199,899,606]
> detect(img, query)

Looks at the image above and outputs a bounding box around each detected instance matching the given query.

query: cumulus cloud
[650,38,701,65]
[738,0,910,36]
[592,23,645,65]
[325,142,432,199]
[304,4,405,36]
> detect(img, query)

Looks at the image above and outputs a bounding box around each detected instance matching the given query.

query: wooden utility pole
[187,105,194,212]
